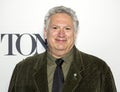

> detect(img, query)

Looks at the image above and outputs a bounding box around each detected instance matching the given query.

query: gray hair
[44,6,79,31]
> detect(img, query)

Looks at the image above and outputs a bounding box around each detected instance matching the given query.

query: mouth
[55,39,66,43]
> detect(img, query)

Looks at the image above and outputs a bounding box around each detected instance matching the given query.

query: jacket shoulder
[16,52,46,68]
[78,50,110,73]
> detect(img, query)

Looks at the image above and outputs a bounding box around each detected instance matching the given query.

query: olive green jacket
[8,47,117,92]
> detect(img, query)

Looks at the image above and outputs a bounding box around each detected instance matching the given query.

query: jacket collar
[33,51,48,92]
[33,46,85,92]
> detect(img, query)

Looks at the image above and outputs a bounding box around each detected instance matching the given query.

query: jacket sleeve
[8,65,18,92]
[103,67,117,92]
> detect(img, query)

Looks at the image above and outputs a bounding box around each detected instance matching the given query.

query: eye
[52,26,58,29]
[65,27,71,30]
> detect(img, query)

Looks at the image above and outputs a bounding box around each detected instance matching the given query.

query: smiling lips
[55,38,66,43]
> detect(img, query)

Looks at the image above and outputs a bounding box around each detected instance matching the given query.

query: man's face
[44,13,76,57]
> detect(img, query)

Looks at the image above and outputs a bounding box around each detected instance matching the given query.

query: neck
[48,47,73,59]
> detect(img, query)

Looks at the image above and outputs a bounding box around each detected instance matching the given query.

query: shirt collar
[47,48,74,65]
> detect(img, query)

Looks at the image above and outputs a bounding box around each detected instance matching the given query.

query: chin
[55,46,66,51]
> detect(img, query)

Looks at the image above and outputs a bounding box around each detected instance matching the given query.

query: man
[8,6,117,92]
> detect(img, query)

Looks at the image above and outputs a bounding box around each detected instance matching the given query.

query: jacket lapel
[63,47,85,92]
[33,52,48,92]
[32,47,84,92]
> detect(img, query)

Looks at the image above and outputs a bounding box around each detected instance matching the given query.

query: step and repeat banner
[0,0,120,92]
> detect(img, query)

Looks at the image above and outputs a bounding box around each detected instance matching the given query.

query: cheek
[48,31,57,36]
[67,33,75,42]
[47,31,56,42]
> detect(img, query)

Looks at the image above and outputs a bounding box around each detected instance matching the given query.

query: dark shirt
[47,49,74,92]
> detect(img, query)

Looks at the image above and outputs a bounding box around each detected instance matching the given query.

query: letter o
[16,33,36,56]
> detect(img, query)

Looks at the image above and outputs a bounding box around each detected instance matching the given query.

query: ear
[74,31,77,39]
[44,27,47,40]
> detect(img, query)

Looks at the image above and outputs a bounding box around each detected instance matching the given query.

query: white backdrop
[0,0,120,92]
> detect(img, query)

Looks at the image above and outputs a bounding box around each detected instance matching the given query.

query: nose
[58,28,65,37]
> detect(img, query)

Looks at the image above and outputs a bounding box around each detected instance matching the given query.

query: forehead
[49,13,73,25]
[51,13,72,20]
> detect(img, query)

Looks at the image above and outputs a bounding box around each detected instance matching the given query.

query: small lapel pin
[73,73,77,80]
[74,73,77,77]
